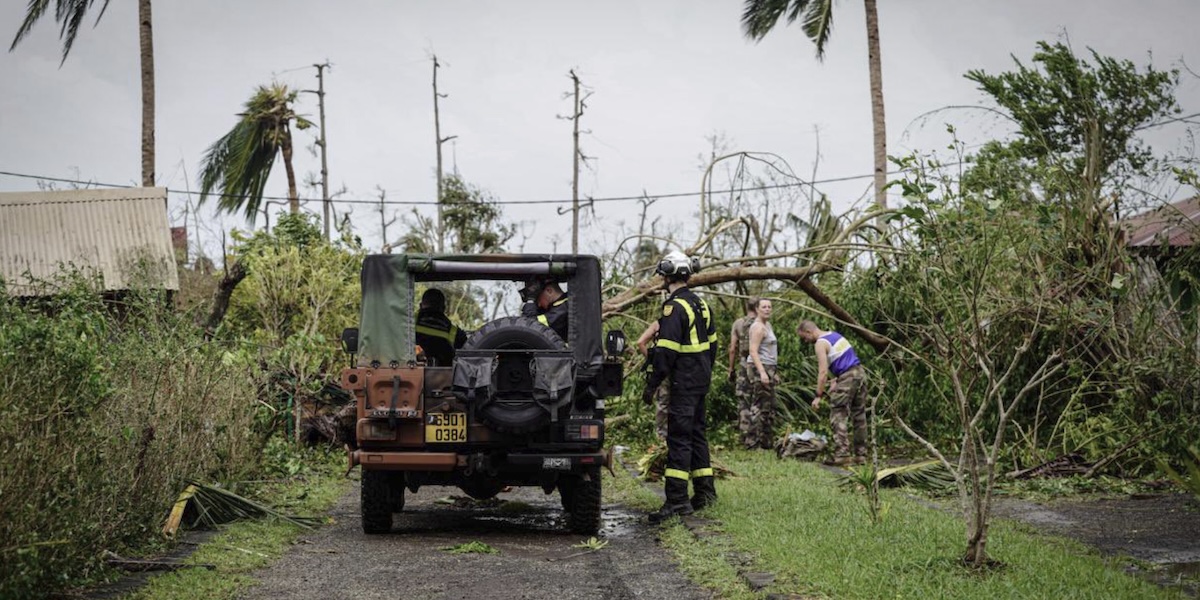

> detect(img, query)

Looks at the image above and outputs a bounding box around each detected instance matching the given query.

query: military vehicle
[339,254,624,534]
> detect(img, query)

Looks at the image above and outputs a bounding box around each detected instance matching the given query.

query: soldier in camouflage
[728,298,758,448]
[798,320,867,466]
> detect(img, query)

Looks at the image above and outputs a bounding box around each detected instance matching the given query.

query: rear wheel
[361,470,404,534]
[461,316,570,434]
[565,467,602,535]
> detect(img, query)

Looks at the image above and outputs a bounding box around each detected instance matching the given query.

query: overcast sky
[2,1,1198,258]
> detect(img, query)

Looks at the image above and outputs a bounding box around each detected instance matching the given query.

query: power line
[0,165,911,207]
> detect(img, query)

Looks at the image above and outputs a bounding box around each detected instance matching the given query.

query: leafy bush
[0,277,264,597]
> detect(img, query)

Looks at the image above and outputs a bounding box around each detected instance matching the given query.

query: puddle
[1161,561,1200,579]
[599,506,640,538]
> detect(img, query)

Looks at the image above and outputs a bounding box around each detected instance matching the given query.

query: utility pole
[305,62,332,240]
[432,55,457,254]
[563,70,592,254]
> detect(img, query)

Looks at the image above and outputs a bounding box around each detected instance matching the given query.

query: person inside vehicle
[415,288,467,366]
[520,276,569,341]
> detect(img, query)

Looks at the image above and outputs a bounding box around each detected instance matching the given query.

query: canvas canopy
[357,254,604,377]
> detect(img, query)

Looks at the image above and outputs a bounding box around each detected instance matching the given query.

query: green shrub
[0,278,264,597]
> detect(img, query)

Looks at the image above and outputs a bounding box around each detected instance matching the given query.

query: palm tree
[198,83,313,221]
[742,0,887,214]
[10,0,157,187]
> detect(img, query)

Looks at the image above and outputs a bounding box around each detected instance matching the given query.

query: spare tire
[461,316,569,434]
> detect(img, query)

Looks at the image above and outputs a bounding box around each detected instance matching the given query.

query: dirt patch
[993,493,1200,594]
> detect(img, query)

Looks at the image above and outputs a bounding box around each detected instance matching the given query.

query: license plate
[425,412,467,443]
[542,457,572,470]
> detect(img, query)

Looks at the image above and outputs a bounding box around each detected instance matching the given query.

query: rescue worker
[415,288,467,366]
[728,297,758,448]
[797,320,868,466]
[642,251,717,523]
[520,276,570,341]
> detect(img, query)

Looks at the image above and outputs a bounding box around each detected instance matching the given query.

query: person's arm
[749,322,769,387]
[727,320,740,378]
[636,321,659,356]
[811,339,830,409]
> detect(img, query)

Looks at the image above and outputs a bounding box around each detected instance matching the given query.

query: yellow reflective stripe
[664,468,690,480]
[657,298,711,354]
[416,325,456,343]
[672,299,700,347]
[691,467,714,478]
[537,314,550,326]
[551,296,568,307]
[654,339,711,353]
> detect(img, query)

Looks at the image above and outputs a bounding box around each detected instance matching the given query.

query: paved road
[239,477,711,600]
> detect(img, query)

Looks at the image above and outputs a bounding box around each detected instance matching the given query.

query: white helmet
[655,250,700,278]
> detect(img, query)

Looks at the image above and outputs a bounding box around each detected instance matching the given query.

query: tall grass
[0,279,265,597]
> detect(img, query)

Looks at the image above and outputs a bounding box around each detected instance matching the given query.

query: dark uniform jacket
[647,287,715,396]
[524,293,570,341]
[415,309,467,367]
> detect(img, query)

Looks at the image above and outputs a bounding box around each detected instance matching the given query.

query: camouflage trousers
[739,364,777,450]
[655,378,671,440]
[734,361,752,402]
[829,365,868,459]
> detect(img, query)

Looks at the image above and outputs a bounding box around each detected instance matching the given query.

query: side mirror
[341,327,360,355]
[605,330,627,358]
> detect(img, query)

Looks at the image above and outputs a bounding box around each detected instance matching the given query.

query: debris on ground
[103,550,215,572]
[1008,453,1092,479]
[433,495,505,509]
[162,481,323,537]
[774,430,827,461]
[440,541,499,555]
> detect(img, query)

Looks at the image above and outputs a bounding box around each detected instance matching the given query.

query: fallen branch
[103,551,215,572]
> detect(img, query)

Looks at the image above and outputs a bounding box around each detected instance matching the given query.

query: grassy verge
[610,449,1182,599]
[127,449,350,600]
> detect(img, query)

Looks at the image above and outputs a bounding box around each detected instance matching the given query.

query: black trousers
[663,388,715,505]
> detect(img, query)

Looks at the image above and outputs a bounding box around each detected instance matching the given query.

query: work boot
[691,475,718,511]
[690,493,717,511]
[648,502,694,524]
[823,456,854,467]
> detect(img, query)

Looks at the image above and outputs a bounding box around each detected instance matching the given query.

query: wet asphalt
[238,476,712,600]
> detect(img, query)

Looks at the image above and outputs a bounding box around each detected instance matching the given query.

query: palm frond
[10,0,51,52]
[10,0,112,63]
[876,460,955,491]
[741,0,811,41]
[162,481,322,537]
[800,0,835,60]
[197,82,304,222]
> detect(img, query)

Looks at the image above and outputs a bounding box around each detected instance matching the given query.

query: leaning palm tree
[742,0,887,214]
[198,83,312,221]
[10,0,157,187]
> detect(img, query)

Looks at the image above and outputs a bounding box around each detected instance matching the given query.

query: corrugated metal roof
[0,187,179,296]
[1123,196,1200,248]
